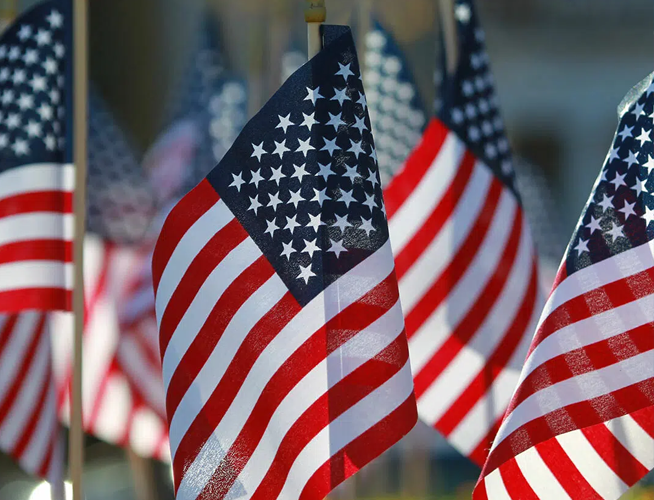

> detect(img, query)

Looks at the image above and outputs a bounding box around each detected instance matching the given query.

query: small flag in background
[363,20,426,184]
[474,73,654,500]
[153,24,417,500]
[383,0,542,466]
[0,1,72,313]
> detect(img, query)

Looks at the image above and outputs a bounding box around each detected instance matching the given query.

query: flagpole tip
[304,0,326,23]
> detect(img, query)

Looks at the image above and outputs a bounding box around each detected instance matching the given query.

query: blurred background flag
[153,24,417,500]
[474,73,654,500]
[383,0,542,466]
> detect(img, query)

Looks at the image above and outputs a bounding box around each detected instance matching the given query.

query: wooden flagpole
[356,0,372,80]
[305,0,325,58]
[71,0,88,498]
[438,0,459,74]
[0,0,16,34]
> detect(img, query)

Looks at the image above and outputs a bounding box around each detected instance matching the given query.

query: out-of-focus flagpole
[71,0,88,498]
[438,0,459,74]
[0,0,16,33]
[305,0,325,58]
[356,0,372,82]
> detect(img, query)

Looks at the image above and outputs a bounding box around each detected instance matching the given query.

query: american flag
[0,1,72,313]
[153,25,417,499]
[363,20,426,185]
[383,0,542,465]
[474,73,654,500]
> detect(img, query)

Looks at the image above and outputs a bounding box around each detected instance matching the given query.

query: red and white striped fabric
[51,236,169,461]
[0,312,63,484]
[384,119,541,465]
[0,163,74,312]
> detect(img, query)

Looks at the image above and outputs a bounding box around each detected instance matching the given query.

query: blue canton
[209,26,386,306]
[568,74,654,274]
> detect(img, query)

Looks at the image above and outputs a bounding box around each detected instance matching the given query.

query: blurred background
[1,0,654,499]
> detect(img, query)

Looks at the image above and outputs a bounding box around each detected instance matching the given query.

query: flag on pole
[363,20,426,184]
[383,0,542,465]
[0,1,72,313]
[474,72,654,500]
[153,25,417,499]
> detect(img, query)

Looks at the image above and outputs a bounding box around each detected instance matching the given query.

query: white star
[607,222,625,241]
[331,87,350,105]
[312,187,331,207]
[251,142,267,161]
[229,172,246,192]
[585,215,602,234]
[636,128,652,147]
[291,163,309,183]
[285,214,301,232]
[606,146,620,164]
[12,139,28,155]
[632,102,646,118]
[44,135,56,150]
[455,3,472,23]
[461,80,474,96]
[609,172,627,190]
[295,137,314,157]
[6,113,20,129]
[17,94,34,110]
[619,200,637,220]
[369,146,378,164]
[321,137,340,156]
[268,191,283,210]
[317,162,336,181]
[0,134,7,148]
[336,62,355,81]
[327,239,347,258]
[0,68,9,81]
[366,170,379,188]
[248,195,263,215]
[574,238,589,256]
[338,189,357,207]
[353,115,367,134]
[332,214,352,232]
[359,217,375,237]
[348,139,365,158]
[47,10,63,28]
[625,151,639,168]
[30,75,46,92]
[12,69,25,85]
[305,87,324,104]
[26,121,42,138]
[269,165,285,185]
[356,92,368,110]
[288,189,304,209]
[8,46,19,60]
[297,264,316,284]
[281,240,296,260]
[17,25,32,40]
[265,218,280,237]
[633,177,648,197]
[644,155,654,173]
[343,164,360,182]
[307,213,325,232]
[643,206,654,226]
[468,126,481,142]
[35,30,52,46]
[300,112,318,130]
[1,89,13,105]
[618,125,633,141]
[326,112,346,131]
[597,193,614,212]
[54,43,65,58]
[302,239,321,258]
[43,58,57,75]
[250,169,265,187]
[276,113,294,133]
[363,193,377,211]
[273,139,291,159]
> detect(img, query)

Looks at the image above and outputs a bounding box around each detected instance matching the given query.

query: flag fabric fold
[153,24,417,500]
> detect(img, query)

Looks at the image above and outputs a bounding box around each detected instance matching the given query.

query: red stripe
[159,218,248,355]
[469,417,502,467]
[404,178,503,339]
[165,256,275,418]
[37,428,57,478]
[0,288,71,313]
[581,424,648,486]
[472,476,489,500]
[435,258,538,436]
[0,315,19,355]
[384,118,449,219]
[499,458,539,500]
[413,207,523,398]
[394,150,477,280]
[194,277,402,499]
[298,394,417,500]
[0,191,72,219]
[630,405,654,438]
[0,240,72,265]
[152,179,220,292]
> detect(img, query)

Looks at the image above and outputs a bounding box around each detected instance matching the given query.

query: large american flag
[0,1,71,313]
[474,73,654,500]
[153,25,417,499]
[383,0,542,465]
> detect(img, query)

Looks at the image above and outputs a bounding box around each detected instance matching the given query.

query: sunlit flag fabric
[153,25,417,500]
[0,1,72,312]
[474,73,654,500]
[383,0,541,466]
[364,20,426,185]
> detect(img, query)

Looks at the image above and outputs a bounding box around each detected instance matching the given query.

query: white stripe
[409,189,517,374]
[0,212,74,247]
[0,313,42,405]
[494,349,654,448]
[388,133,464,254]
[276,361,413,500]
[130,408,167,459]
[557,429,628,499]
[118,336,165,416]
[21,380,58,474]
[483,468,512,500]
[0,261,73,293]
[225,300,405,498]
[121,287,155,324]
[155,199,233,315]
[162,237,262,388]
[515,446,572,499]
[415,218,531,424]
[605,414,654,470]
[173,241,397,492]
[397,161,491,314]
[0,163,74,200]
[167,272,287,454]
[91,374,132,444]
